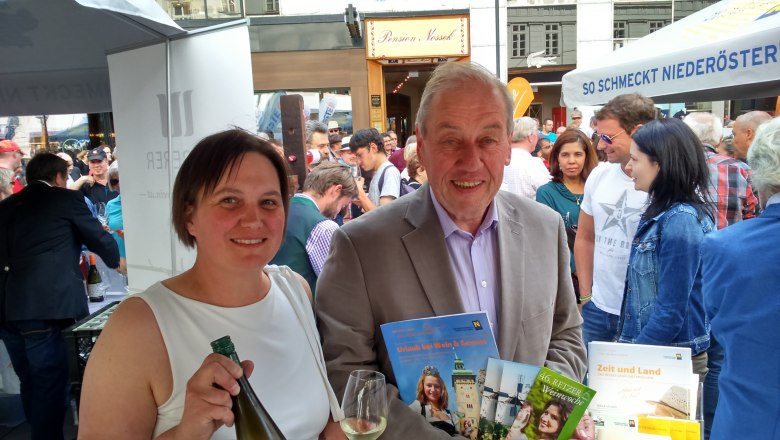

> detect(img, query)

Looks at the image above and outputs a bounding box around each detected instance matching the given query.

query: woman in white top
[79,129,345,439]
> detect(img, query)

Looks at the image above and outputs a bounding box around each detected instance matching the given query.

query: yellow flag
[507,77,534,119]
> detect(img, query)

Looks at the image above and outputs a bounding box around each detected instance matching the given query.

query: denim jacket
[617,203,713,355]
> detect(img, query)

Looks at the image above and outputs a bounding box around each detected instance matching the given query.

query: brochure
[522,367,596,440]
[381,312,499,439]
[587,341,695,431]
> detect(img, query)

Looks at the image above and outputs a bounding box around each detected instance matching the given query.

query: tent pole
[165,38,177,277]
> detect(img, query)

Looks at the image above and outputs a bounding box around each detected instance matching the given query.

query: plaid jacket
[704,144,760,229]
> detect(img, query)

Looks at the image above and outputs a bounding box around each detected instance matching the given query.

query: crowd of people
[1,60,779,440]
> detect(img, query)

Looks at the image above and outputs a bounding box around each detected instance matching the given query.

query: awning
[0,0,185,116]
[561,0,780,106]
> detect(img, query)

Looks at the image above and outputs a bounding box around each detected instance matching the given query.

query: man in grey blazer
[315,62,586,439]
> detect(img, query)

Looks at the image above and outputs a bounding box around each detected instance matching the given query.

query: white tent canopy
[562,0,780,107]
[0,0,185,117]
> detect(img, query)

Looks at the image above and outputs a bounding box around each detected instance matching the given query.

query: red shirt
[12,176,24,193]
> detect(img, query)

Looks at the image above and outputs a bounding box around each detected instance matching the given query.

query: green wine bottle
[86,254,104,302]
[210,336,287,440]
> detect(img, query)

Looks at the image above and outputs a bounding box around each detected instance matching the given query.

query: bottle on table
[211,335,287,440]
[86,254,104,303]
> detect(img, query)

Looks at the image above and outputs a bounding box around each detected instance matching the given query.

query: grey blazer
[315,184,586,439]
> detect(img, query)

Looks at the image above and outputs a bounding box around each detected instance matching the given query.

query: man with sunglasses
[573,93,656,347]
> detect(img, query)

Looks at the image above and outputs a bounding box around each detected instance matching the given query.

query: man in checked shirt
[684,112,760,229]
[270,161,358,297]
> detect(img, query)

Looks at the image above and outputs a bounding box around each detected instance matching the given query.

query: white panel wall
[107,25,256,292]
[470,0,508,82]
[576,0,614,70]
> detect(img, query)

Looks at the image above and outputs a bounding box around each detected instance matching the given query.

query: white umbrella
[562,0,780,106]
[0,0,185,116]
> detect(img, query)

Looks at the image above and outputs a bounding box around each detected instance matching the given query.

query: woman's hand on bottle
[170,353,254,440]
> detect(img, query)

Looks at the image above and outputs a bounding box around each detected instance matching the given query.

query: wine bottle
[86,254,104,303]
[210,336,287,440]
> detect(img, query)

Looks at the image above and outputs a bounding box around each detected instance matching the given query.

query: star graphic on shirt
[599,190,642,235]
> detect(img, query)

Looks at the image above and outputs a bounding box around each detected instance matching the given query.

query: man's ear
[630,124,643,136]
[746,127,756,142]
[369,142,379,154]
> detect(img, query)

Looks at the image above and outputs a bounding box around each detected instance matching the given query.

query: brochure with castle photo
[381,312,499,440]
[587,341,696,432]
[478,358,505,439]
[491,360,542,439]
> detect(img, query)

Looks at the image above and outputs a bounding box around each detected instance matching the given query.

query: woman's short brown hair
[548,129,599,184]
[171,129,290,248]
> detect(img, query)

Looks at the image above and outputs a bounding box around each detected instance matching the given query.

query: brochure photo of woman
[408,365,457,435]
[534,398,572,440]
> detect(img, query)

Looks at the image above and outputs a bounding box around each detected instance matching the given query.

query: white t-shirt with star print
[581,162,647,315]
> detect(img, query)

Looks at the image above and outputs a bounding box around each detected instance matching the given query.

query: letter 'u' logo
[157,91,194,137]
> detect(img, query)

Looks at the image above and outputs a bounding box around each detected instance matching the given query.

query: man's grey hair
[107,161,120,192]
[735,111,772,133]
[747,116,780,198]
[0,168,13,197]
[571,109,583,118]
[305,120,328,144]
[512,117,538,143]
[416,62,513,137]
[683,112,723,146]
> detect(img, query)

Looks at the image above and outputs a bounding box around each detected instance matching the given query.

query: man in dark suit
[315,62,586,439]
[0,152,119,440]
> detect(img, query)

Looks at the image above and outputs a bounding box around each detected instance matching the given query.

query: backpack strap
[377,165,391,195]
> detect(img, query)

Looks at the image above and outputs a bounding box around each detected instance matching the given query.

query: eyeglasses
[599,130,625,145]
[329,128,340,134]
[571,116,582,120]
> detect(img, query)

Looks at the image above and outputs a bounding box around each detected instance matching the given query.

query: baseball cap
[339,135,351,151]
[0,140,22,154]
[87,147,107,161]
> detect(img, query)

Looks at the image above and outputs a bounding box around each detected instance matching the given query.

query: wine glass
[339,370,388,440]
[95,202,108,229]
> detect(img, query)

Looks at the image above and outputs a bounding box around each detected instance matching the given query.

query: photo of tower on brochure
[381,312,499,440]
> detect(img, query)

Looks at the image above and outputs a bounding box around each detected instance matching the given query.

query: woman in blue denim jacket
[617,119,713,379]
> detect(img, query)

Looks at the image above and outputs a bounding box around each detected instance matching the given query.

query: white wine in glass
[340,370,388,440]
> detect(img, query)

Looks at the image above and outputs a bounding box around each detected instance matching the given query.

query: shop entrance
[383,65,435,146]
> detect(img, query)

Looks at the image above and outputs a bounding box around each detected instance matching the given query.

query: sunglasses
[572,116,582,120]
[599,130,625,145]
[329,128,340,133]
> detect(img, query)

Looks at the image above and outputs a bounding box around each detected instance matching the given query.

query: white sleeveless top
[136,265,341,439]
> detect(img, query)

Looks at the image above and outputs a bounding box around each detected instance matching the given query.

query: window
[614,21,626,39]
[511,24,528,58]
[649,21,667,33]
[545,24,559,56]
[246,0,279,15]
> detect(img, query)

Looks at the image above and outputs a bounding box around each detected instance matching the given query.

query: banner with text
[562,0,780,106]
[365,16,470,59]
